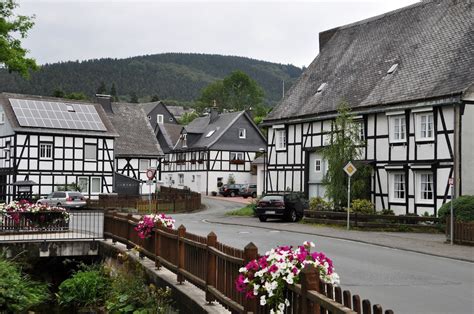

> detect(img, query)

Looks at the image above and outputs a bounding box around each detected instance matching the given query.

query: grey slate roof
[0,93,119,137]
[140,102,160,115]
[180,111,245,149]
[107,102,163,157]
[157,123,183,151]
[265,0,474,123]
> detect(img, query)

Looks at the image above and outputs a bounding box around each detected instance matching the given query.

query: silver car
[37,191,87,209]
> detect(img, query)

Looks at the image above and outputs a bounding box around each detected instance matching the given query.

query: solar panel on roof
[9,98,107,132]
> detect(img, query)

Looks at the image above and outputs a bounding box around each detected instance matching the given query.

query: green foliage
[96,81,107,94]
[227,175,236,185]
[227,203,257,216]
[178,111,199,125]
[351,199,374,214]
[0,53,302,106]
[56,264,110,309]
[150,94,160,102]
[309,197,332,211]
[322,103,371,206]
[379,208,395,216]
[0,0,38,78]
[0,256,49,312]
[106,264,171,314]
[110,83,118,101]
[438,195,474,222]
[130,92,139,103]
[198,70,264,112]
[64,92,88,100]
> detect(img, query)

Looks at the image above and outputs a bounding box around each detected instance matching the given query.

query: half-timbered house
[98,96,164,194]
[261,0,474,215]
[161,109,266,194]
[0,93,118,201]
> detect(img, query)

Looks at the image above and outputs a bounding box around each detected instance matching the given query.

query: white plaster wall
[461,105,474,195]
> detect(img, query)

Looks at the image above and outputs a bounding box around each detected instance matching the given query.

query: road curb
[204,219,474,264]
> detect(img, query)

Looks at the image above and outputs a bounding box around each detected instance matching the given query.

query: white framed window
[390,115,406,143]
[157,114,164,124]
[84,144,97,160]
[275,129,286,150]
[0,111,5,124]
[178,173,184,185]
[315,159,321,172]
[230,152,244,160]
[139,159,150,171]
[91,177,101,194]
[182,134,187,148]
[416,172,434,203]
[5,140,10,162]
[416,113,434,141]
[389,173,405,202]
[239,128,246,139]
[199,151,206,160]
[78,177,89,193]
[39,142,53,159]
[354,121,365,142]
[191,175,195,182]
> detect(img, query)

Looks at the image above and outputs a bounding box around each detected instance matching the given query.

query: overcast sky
[18,0,419,68]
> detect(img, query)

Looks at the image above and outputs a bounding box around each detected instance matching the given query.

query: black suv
[219,184,244,197]
[255,193,308,222]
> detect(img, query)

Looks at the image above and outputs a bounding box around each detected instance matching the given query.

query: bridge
[0,209,394,314]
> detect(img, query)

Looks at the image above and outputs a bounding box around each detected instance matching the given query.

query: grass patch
[226,205,255,217]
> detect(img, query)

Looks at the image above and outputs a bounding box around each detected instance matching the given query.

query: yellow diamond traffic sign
[343,161,357,177]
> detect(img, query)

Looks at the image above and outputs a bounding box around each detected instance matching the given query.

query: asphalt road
[173,197,474,314]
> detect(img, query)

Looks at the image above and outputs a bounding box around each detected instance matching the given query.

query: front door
[307,151,327,199]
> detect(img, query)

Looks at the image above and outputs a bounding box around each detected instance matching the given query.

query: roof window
[316,82,327,93]
[66,105,75,112]
[387,63,398,74]
[206,130,216,138]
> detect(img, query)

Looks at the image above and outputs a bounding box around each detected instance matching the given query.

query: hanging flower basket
[236,241,339,313]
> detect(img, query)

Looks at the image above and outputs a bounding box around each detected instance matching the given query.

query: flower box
[230,159,245,165]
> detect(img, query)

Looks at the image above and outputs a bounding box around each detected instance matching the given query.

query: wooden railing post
[300,264,320,314]
[243,242,258,314]
[206,231,217,303]
[126,214,133,250]
[177,224,186,284]
[155,223,161,269]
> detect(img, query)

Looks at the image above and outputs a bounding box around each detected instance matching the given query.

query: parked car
[255,192,308,222]
[219,184,244,197]
[37,191,87,209]
[240,184,257,198]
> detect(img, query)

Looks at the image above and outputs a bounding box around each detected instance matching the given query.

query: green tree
[322,103,371,207]
[65,92,88,101]
[96,81,107,94]
[52,88,65,98]
[110,83,118,101]
[198,71,264,112]
[151,94,160,102]
[178,111,199,125]
[130,92,138,103]
[0,0,38,78]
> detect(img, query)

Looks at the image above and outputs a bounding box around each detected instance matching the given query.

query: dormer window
[387,63,398,74]
[157,114,164,124]
[239,128,246,139]
[316,82,327,93]
[182,134,187,148]
[206,130,216,138]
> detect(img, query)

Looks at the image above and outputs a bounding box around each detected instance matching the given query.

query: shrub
[56,264,110,309]
[351,199,374,214]
[438,195,474,222]
[309,197,332,211]
[0,256,49,312]
[379,208,395,216]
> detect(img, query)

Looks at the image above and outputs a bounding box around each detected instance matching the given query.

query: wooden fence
[104,211,393,314]
[304,210,439,230]
[445,216,474,245]
[87,187,201,213]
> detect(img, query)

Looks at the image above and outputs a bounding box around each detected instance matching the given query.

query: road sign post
[449,177,454,245]
[343,162,357,230]
[146,168,156,212]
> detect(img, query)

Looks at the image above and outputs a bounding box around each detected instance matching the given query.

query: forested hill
[0,53,302,105]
